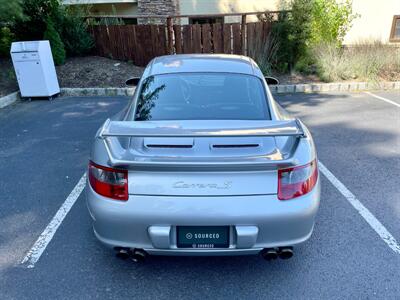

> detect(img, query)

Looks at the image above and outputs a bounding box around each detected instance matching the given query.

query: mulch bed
[0,56,144,97]
[0,56,325,98]
[0,59,18,97]
[1,55,398,98]
[58,56,144,88]
[273,73,322,85]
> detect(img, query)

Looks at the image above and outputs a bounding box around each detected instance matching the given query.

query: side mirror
[265,76,279,85]
[125,77,141,87]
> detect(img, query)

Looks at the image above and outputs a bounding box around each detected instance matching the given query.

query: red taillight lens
[88,161,128,201]
[278,159,318,200]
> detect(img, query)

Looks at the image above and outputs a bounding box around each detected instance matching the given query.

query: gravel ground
[0,56,144,97]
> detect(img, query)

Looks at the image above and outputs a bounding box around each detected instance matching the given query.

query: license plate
[177,226,229,248]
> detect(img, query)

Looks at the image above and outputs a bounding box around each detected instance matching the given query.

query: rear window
[132,73,270,121]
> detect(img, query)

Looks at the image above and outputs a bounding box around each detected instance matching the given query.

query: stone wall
[137,0,180,24]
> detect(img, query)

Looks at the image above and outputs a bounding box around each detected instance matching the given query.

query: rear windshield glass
[132,73,270,121]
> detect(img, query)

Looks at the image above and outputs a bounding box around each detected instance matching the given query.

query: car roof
[145,54,264,78]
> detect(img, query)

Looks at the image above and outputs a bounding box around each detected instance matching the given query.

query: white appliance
[10,40,60,99]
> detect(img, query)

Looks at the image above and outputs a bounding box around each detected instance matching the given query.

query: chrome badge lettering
[173,181,232,189]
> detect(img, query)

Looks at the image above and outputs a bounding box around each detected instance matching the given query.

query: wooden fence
[89,21,272,67]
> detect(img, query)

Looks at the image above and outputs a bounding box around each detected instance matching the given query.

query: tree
[0,0,25,56]
[60,6,94,56]
[271,0,314,72]
[0,0,25,27]
[44,18,66,65]
[271,0,357,72]
[310,0,357,46]
[13,0,93,57]
[14,0,61,41]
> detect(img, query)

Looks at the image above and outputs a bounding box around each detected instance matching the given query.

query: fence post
[241,14,247,55]
[167,17,174,54]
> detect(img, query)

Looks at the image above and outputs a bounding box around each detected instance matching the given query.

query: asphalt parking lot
[1,91,399,299]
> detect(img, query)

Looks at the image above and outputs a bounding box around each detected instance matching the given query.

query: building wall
[63,0,136,4]
[87,3,138,16]
[137,0,180,24]
[178,0,280,24]
[343,0,400,44]
[63,0,400,45]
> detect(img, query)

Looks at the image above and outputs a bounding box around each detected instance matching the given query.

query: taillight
[278,159,318,200]
[88,161,128,201]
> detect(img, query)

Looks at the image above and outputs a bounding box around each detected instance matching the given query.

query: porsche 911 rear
[86,54,320,261]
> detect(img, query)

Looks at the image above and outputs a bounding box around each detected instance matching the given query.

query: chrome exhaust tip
[131,248,147,263]
[115,247,130,260]
[278,247,294,259]
[261,248,279,261]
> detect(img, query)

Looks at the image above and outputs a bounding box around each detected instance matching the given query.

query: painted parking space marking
[21,173,87,268]
[364,92,400,108]
[319,161,400,255]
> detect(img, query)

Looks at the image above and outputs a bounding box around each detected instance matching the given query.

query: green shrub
[44,18,65,65]
[14,0,62,41]
[310,0,357,46]
[271,12,294,72]
[0,27,15,56]
[0,0,25,57]
[294,55,315,74]
[248,31,279,75]
[14,1,93,58]
[0,0,25,27]
[60,6,94,56]
[270,0,357,73]
[271,1,314,72]
[313,41,400,82]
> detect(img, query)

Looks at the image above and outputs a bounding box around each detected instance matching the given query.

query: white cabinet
[10,41,60,98]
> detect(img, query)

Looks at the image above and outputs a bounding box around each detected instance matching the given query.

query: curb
[269,81,400,94]
[0,91,19,109]
[1,82,399,109]
[60,87,136,97]
[0,88,136,109]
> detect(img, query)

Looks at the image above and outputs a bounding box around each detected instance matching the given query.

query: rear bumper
[86,178,320,255]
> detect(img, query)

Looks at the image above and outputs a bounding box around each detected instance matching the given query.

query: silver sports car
[86,54,320,262]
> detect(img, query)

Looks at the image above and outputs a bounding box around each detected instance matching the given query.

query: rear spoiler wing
[99,119,305,138]
[99,119,305,168]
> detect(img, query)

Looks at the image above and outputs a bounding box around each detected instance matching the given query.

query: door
[15,60,47,97]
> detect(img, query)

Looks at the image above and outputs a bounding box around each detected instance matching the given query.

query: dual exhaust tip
[261,247,294,261]
[115,247,148,262]
[115,246,293,262]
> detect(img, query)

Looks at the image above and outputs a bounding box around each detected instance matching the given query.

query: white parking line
[318,161,400,255]
[364,91,400,108]
[21,173,87,268]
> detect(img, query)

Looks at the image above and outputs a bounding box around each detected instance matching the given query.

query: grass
[312,41,400,82]
[247,32,279,76]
